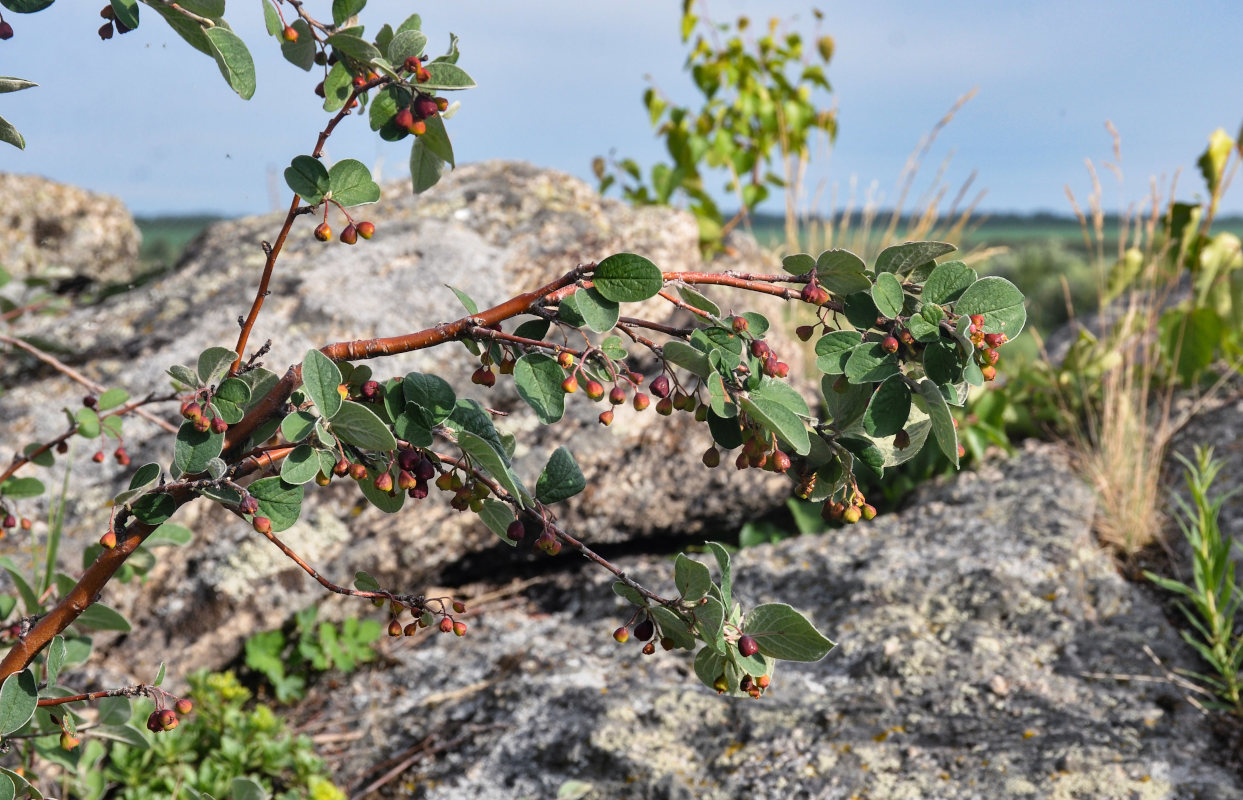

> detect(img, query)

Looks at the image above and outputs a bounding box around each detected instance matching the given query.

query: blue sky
[2,0,1241,218]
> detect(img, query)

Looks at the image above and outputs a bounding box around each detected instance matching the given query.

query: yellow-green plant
[1145,447,1242,715]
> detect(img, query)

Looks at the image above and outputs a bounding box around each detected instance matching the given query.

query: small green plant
[100,671,343,800]
[1145,446,1243,715]
[244,606,381,703]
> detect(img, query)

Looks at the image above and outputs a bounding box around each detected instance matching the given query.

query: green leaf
[173,422,224,475]
[284,155,331,205]
[536,447,585,504]
[204,27,256,100]
[302,348,343,418]
[144,522,193,547]
[1160,306,1222,385]
[739,395,810,455]
[0,766,41,799]
[249,477,305,532]
[417,113,456,167]
[0,557,38,614]
[280,19,315,70]
[645,605,693,651]
[281,410,318,443]
[21,443,53,468]
[322,60,352,111]
[110,0,140,30]
[694,646,726,691]
[325,32,381,64]
[131,492,176,525]
[447,400,510,463]
[0,78,36,95]
[421,62,476,90]
[0,0,55,10]
[93,723,149,750]
[196,346,236,385]
[331,401,397,452]
[212,377,251,423]
[513,353,566,424]
[331,0,366,26]
[922,260,976,304]
[153,661,166,686]
[0,113,25,150]
[167,363,199,388]
[677,285,720,317]
[280,444,323,485]
[875,241,955,276]
[752,376,810,418]
[96,387,129,411]
[447,285,478,314]
[674,554,711,602]
[328,158,381,206]
[458,431,527,506]
[355,571,381,592]
[402,372,456,424]
[75,407,100,438]
[863,375,911,438]
[0,670,37,736]
[743,603,835,662]
[387,29,427,67]
[409,136,449,194]
[871,271,904,319]
[954,276,1026,339]
[704,542,732,610]
[922,340,962,385]
[815,330,861,374]
[74,603,131,632]
[261,0,281,35]
[816,248,868,275]
[706,408,743,449]
[843,342,900,383]
[843,291,881,330]
[612,581,644,607]
[574,287,620,333]
[113,461,161,506]
[917,378,959,467]
[593,253,663,303]
[477,498,517,546]
[662,340,710,377]
[781,253,815,275]
[0,477,43,499]
[231,777,268,800]
[45,635,66,687]
[693,595,727,653]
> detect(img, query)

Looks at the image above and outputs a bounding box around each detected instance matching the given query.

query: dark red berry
[340,224,358,245]
[633,619,655,641]
[413,94,439,119]
[881,335,900,354]
[738,634,759,657]
[649,375,671,398]
[252,517,272,534]
[505,519,525,541]
[608,386,626,405]
[0,21,14,40]
[210,417,228,434]
[360,380,380,399]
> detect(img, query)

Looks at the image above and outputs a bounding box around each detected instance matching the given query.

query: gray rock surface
[295,441,1241,799]
[0,173,140,287]
[0,161,804,680]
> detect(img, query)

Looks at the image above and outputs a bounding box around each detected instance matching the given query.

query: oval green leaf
[922,260,976,304]
[871,271,905,319]
[815,330,862,374]
[954,276,1026,339]
[739,395,810,456]
[280,444,322,485]
[173,422,224,475]
[918,378,959,467]
[0,669,37,736]
[330,401,397,452]
[863,375,911,438]
[328,158,381,207]
[205,27,256,100]
[284,155,331,205]
[742,602,835,662]
[536,446,585,505]
[875,241,956,276]
[249,477,305,532]
[843,342,900,383]
[513,353,566,424]
[593,253,663,303]
[574,287,620,333]
[302,348,343,419]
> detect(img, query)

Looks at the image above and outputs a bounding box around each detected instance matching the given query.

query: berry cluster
[144,697,194,735]
[393,90,448,137]
[966,314,1008,381]
[313,215,375,245]
[612,615,673,657]
[384,598,468,638]
[179,393,230,435]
